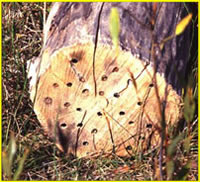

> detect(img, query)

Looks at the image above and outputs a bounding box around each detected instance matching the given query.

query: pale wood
[30,43,182,157]
[28,2,191,157]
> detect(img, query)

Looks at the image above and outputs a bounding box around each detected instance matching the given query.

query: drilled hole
[99,91,104,96]
[137,101,142,106]
[44,97,52,105]
[101,75,108,81]
[146,124,152,128]
[53,83,59,87]
[112,67,119,72]
[82,89,89,94]
[128,121,134,125]
[76,108,82,111]
[149,83,154,87]
[60,122,67,129]
[126,145,132,150]
[119,111,125,115]
[79,77,85,82]
[113,93,120,98]
[97,112,102,116]
[83,141,89,146]
[77,123,83,127]
[64,102,70,107]
[66,82,72,87]
[91,128,98,134]
[71,58,78,63]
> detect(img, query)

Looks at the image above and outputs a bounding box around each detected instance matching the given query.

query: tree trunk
[28,2,191,157]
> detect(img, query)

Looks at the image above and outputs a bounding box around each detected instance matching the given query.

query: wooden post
[28,2,191,157]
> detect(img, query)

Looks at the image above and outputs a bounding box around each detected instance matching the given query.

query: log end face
[30,43,183,158]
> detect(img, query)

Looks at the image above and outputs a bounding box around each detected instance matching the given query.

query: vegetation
[2,2,198,180]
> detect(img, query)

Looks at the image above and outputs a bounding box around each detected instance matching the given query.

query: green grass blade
[13,148,29,180]
[109,8,120,50]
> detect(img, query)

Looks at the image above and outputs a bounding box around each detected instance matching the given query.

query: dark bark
[45,2,191,94]
[44,2,192,94]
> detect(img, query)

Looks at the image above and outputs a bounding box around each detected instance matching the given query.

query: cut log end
[30,42,182,158]
[28,2,191,158]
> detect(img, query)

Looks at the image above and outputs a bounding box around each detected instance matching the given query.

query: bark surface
[43,2,191,94]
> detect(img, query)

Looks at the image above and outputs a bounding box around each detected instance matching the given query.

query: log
[28,2,191,158]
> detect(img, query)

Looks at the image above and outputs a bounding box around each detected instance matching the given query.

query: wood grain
[28,2,191,157]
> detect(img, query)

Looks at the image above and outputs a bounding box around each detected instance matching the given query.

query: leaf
[167,133,183,157]
[13,148,29,180]
[8,133,17,163]
[175,13,192,36]
[183,137,190,154]
[128,69,137,92]
[166,160,174,180]
[109,8,120,49]
[113,165,131,174]
[2,151,11,180]
[2,133,17,180]
[184,87,195,122]
[152,3,157,16]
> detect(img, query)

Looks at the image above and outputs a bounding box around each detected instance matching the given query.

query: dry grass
[2,2,198,180]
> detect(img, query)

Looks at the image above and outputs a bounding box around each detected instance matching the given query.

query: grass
[2,2,198,180]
